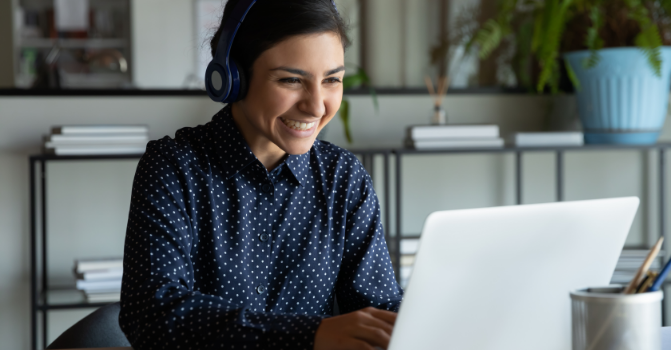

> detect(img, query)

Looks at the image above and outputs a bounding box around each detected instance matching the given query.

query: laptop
[388,197,640,350]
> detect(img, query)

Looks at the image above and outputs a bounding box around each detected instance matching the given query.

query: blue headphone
[205,0,339,103]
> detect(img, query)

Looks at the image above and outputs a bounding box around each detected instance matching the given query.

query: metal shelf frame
[29,144,671,349]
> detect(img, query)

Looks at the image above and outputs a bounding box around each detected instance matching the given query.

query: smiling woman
[118,1,403,350]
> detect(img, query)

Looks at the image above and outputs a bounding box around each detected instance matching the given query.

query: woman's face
[235,32,345,155]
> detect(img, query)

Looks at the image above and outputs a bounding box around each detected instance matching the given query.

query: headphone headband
[206,0,339,103]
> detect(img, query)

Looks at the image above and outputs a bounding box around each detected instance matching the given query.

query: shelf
[396,143,671,155]
[31,153,144,161]
[18,38,128,50]
[38,288,117,310]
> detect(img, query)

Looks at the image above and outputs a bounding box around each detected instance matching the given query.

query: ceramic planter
[564,47,671,144]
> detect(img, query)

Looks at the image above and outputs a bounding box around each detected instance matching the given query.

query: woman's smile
[278,116,319,137]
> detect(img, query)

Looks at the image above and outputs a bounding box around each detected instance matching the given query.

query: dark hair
[210,0,350,77]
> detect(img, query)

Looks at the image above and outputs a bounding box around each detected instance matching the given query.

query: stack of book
[399,238,420,288]
[398,238,662,288]
[610,249,664,285]
[405,124,503,150]
[45,125,149,156]
[74,258,123,303]
[510,132,584,147]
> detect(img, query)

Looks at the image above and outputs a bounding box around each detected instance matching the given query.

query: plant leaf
[564,59,581,91]
[339,99,352,144]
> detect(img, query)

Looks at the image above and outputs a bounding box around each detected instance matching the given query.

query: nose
[297,82,326,119]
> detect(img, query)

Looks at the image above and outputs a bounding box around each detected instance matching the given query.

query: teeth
[281,118,315,131]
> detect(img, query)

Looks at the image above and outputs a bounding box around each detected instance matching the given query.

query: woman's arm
[119,142,324,350]
[335,169,404,313]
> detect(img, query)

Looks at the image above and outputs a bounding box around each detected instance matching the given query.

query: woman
[119,1,403,349]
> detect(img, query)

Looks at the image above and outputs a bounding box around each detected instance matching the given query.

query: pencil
[623,237,664,294]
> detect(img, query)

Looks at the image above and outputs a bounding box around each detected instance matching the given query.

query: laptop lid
[388,197,640,350]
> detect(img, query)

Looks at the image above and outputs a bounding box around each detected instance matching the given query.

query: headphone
[205,0,339,103]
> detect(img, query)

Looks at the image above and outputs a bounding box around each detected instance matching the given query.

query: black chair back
[47,302,130,349]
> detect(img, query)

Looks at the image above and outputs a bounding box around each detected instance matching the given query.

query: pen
[623,237,664,294]
[648,255,671,292]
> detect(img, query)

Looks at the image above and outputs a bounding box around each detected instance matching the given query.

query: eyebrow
[271,65,345,78]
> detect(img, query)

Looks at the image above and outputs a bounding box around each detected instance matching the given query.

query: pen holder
[570,285,663,350]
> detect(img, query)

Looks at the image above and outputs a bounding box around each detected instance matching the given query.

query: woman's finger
[364,307,398,326]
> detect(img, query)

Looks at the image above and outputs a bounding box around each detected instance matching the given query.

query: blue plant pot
[564,47,671,144]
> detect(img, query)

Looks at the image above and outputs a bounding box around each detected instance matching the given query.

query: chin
[281,139,315,155]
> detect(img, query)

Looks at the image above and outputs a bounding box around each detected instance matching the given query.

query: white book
[512,132,584,147]
[407,138,504,150]
[75,258,123,273]
[52,125,148,135]
[400,239,420,255]
[76,279,122,291]
[85,292,121,303]
[48,134,148,144]
[407,125,499,140]
[47,145,146,156]
[77,267,123,281]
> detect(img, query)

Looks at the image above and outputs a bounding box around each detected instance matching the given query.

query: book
[52,125,148,135]
[47,134,148,144]
[400,239,420,255]
[45,145,146,155]
[406,138,504,150]
[75,258,123,273]
[85,292,121,303]
[76,279,122,291]
[407,125,499,140]
[76,267,123,281]
[511,132,584,147]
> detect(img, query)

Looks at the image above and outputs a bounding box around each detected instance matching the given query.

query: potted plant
[471,0,671,144]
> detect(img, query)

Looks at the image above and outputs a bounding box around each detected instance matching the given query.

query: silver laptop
[388,197,640,350]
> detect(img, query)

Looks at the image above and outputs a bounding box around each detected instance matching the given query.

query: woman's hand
[314,307,397,350]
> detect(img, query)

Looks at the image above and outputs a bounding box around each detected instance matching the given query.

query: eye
[324,77,342,84]
[279,77,301,84]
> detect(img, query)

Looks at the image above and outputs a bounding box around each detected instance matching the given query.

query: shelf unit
[29,144,671,349]
[14,0,132,89]
[30,154,142,350]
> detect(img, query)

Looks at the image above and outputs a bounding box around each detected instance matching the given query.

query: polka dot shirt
[119,105,403,350]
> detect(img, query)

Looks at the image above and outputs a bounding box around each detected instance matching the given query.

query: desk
[56,328,671,350]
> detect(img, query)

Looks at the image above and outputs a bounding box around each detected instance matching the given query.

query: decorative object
[470,0,671,144]
[424,76,448,125]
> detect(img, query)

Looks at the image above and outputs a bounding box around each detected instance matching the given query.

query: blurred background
[1,0,520,91]
[3,1,671,349]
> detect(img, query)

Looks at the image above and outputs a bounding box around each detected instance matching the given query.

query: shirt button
[259,233,269,242]
[256,285,266,294]
[262,184,272,192]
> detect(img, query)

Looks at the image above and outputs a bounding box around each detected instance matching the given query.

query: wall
[131,0,198,88]
[1,93,670,348]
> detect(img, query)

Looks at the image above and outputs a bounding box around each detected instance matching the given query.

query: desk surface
[58,328,671,350]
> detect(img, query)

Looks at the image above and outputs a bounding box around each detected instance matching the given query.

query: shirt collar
[211,105,310,187]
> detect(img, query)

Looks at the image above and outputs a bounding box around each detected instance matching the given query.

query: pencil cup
[570,286,663,350]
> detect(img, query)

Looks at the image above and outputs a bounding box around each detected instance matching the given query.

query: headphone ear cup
[236,62,248,101]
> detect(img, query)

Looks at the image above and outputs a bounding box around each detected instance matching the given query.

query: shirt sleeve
[119,142,324,350]
[335,165,404,314]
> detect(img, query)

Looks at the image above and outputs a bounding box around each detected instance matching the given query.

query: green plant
[340,65,378,143]
[468,0,671,93]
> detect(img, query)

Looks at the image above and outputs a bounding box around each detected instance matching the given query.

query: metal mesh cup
[570,286,663,350]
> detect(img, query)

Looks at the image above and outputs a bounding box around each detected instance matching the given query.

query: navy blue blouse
[119,106,403,350]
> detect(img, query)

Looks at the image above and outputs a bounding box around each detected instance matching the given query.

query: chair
[47,302,131,349]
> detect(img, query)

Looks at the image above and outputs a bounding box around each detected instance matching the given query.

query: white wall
[131,0,198,88]
[1,93,670,348]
